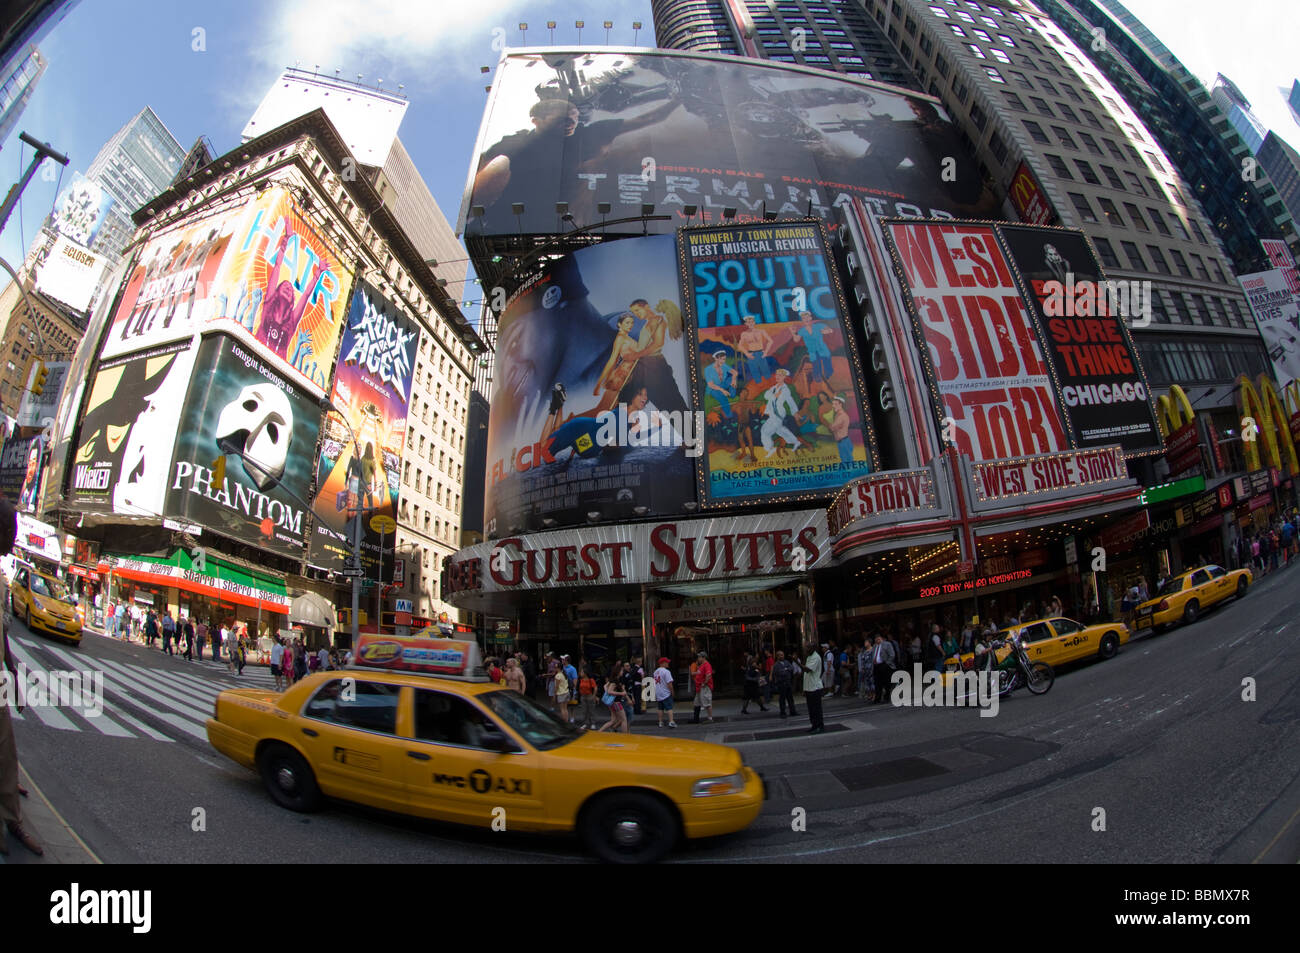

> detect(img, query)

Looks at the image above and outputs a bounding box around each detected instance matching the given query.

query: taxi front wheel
[580,791,678,864]
[258,743,322,813]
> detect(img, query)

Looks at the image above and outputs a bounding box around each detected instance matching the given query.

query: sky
[1,0,1298,305]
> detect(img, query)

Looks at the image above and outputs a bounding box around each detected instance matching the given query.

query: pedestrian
[317,644,330,673]
[620,659,640,725]
[626,657,645,715]
[554,663,571,722]
[144,610,159,649]
[740,653,769,714]
[692,652,714,723]
[487,656,503,684]
[925,624,946,674]
[292,640,304,681]
[761,650,775,706]
[857,641,874,701]
[941,628,959,664]
[114,602,126,641]
[908,632,922,666]
[771,650,798,717]
[562,655,579,715]
[803,642,825,733]
[182,615,194,661]
[270,636,286,691]
[544,653,559,712]
[505,657,527,694]
[652,656,676,728]
[577,665,599,728]
[161,609,176,655]
[196,618,207,661]
[598,663,629,732]
[821,643,835,696]
[0,500,42,856]
[871,634,897,705]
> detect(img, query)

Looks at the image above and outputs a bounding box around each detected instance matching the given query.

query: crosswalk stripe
[93,659,211,720]
[3,640,82,732]
[119,663,221,709]
[83,660,210,742]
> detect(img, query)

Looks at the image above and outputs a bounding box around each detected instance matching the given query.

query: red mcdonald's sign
[1008,161,1054,226]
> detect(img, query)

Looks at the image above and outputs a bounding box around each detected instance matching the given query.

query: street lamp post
[319,396,376,660]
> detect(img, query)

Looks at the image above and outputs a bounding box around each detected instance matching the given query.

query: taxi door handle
[406,751,431,761]
[302,727,319,738]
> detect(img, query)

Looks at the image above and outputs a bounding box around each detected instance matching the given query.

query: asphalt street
[5,563,1298,864]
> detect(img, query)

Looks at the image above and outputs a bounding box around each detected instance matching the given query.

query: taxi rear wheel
[1098,633,1120,660]
[580,791,678,864]
[1183,600,1199,625]
[258,743,321,813]
[1236,578,1248,599]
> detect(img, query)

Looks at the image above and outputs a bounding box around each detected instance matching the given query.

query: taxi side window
[1190,570,1211,587]
[304,680,400,735]
[15,569,27,589]
[414,689,506,750]
[1207,565,1226,579]
[1022,623,1052,642]
[1050,618,1081,636]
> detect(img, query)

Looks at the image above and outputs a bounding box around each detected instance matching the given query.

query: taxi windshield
[31,573,69,602]
[478,689,581,751]
[1155,576,1184,597]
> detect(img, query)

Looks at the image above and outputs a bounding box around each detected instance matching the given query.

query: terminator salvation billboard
[996,225,1160,454]
[309,280,419,575]
[164,334,322,557]
[461,49,997,238]
[883,221,1068,462]
[681,220,878,504]
[484,235,695,534]
[100,186,354,393]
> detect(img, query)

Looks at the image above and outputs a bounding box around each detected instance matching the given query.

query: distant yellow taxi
[946,616,1129,671]
[9,561,82,644]
[1135,564,1251,631]
[207,636,763,863]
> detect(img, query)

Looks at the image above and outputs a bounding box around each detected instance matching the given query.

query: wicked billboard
[680,219,879,504]
[309,279,419,575]
[461,49,996,238]
[484,234,696,534]
[163,334,322,558]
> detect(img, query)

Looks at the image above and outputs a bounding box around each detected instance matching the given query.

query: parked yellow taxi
[207,636,764,863]
[946,616,1129,672]
[1134,564,1251,631]
[9,561,83,644]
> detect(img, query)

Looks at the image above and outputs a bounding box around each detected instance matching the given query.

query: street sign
[340,567,365,578]
[369,514,397,534]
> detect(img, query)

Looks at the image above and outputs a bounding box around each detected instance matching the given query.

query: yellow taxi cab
[945,616,1129,672]
[207,635,764,863]
[1134,564,1251,631]
[9,561,83,644]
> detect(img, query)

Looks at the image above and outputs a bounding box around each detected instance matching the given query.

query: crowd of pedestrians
[482,650,652,733]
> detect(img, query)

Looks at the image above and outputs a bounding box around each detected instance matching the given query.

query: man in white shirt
[652,657,675,728]
[803,644,825,734]
[270,637,286,691]
[871,634,897,705]
[759,369,804,459]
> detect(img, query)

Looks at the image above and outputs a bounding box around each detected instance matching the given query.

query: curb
[0,765,101,865]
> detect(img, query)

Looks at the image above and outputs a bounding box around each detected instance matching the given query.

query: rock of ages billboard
[309,280,418,575]
[99,186,354,393]
[484,235,696,534]
[996,225,1160,453]
[883,221,1069,462]
[164,334,322,557]
[461,49,997,238]
[68,340,199,516]
[681,220,879,504]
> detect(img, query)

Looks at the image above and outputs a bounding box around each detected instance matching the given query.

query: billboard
[996,225,1160,453]
[16,359,69,428]
[1239,268,1300,386]
[309,280,419,575]
[462,49,997,238]
[164,334,323,557]
[100,186,355,393]
[50,172,115,247]
[36,235,107,313]
[883,220,1068,461]
[1008,162,1054,226]
[68,340,198,516]
[484,234,696,533]
[0,428,46,509]
[681,220,878,504]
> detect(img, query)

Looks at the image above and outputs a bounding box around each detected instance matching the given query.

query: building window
[1069,193,1098,223]
[1148,209,1171,236]
[1030,96,1053,117]
[1168,249,1192,277]
[1146,246,1170,272]
[1120,241,1146,270]
[1124,204,1148,233]
[1004,91,1026,110]
[1077,132,1103,156]
[1023,120,1050,143]
[1100,165,1125,190]
[1074,159,1100,185]
[1188,253,1209,281]
[989,130,1008,163]
[1190,220,1208,244]
[970,103,988,131]
[1045,153,1072,179]
[1052,125,1076,149]
[1008,70,1032,88]
[1097,196,1123,226]
[1093,238,1122,269]
[984,66,1005,83]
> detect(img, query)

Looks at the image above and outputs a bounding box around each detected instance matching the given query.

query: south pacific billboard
[484,234,696,533]
[68,340,199,516]
[309,279,419,576]
[99,186,354,393]
[883,220,1069,462]
[164,334,322,557]
[680,219,878,504]
[461,49,997,238]
[996,224,1161,454]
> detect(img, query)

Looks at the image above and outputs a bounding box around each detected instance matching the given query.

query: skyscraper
[1211,74,1267,156]
[0,44,45,145]
[1258,132,1300,233]
[652,0,918,87]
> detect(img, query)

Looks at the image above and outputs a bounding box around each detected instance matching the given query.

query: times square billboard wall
[460,49,997,238]
[99,185,355,394]
[484,234,696,534]
[308,279,419,576]
[679,219,879,505]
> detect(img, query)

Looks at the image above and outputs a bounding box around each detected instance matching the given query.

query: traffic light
[210,454,226,486]
[31,360,48,396]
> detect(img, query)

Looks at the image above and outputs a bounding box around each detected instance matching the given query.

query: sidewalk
[83,623,271,667]
[0,765,100,864]
[566,688,877,737]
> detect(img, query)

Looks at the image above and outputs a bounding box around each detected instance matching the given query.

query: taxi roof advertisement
[484,234,696,533]
[681,219,879,505]
[461,49,997,238]
[163,333,322,558]
[308,279,419,576]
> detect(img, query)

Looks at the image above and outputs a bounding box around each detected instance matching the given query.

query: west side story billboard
[309,279,419,575]
[680,219,878,504]
[484,234,696,533]
[461,49,997,237]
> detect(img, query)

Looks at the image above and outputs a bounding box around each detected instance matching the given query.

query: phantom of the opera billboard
[68,340,199,516]
[164,334,323,557]
[99,185,355,392]
[309,279,419,575]
[996,225,1160,454]
[484,234,696,534]
[680,219,878,504]
[461,49,997,238]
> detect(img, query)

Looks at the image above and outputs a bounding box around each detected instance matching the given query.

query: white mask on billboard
[114,351,196,515]
[215,384,293,490]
